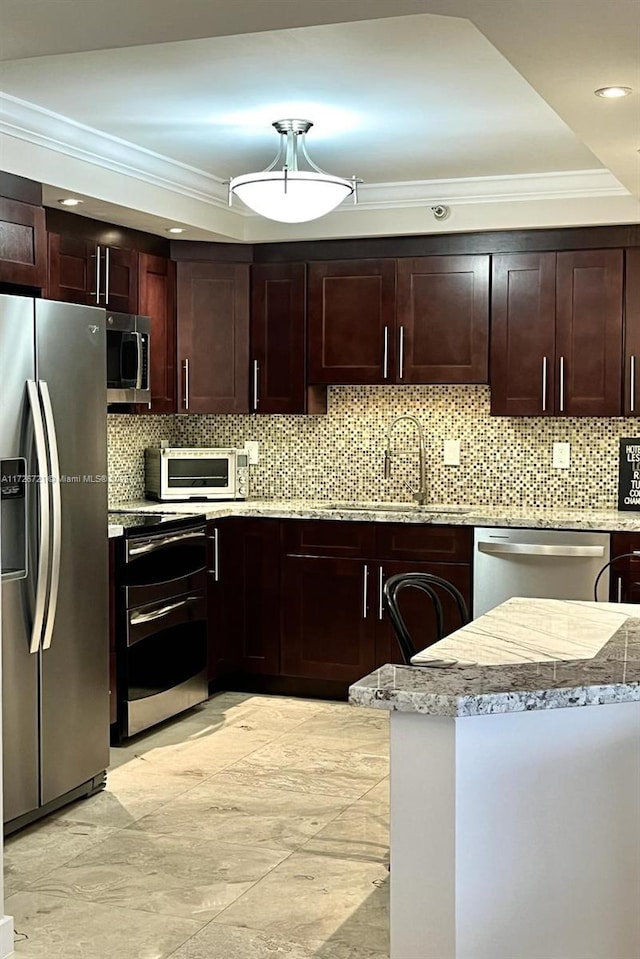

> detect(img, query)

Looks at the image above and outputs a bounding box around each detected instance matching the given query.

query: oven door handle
[126,529,204,559]
[477,542,605,558]
[130,596,200,626]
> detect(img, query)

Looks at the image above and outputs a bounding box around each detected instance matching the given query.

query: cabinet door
[138,253,176,413]
[47,233,95,304]
[0,198,46,288]
[307,259,396,384]
[281,555,376,682]
[374,561,471,667]
[108,539,117,725]
[177,261,249,414]
[251,262,325,414]
[555,250,623,416]
[397,255,489,383]
[104,246,138,313]
[490,253,556,415]
[609,532,640,605]
[624,248,640,416]
[210,519,281,678]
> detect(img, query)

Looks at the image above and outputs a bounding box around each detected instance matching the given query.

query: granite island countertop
[107,498,640,535]
[348,598,640,717]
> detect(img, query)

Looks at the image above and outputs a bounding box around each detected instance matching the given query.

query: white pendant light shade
[230,171,354,223]
[229,120,360,223]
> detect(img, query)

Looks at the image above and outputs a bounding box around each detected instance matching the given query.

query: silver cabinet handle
[39,382,62,651]
[214,526,219,581]
[183,358,190,411]
[378,566,384,620]
[362,564,369,619]
[253,359,259,411]
[127,528,204,558]
[130,596,198,626]
[105,246,110,304]
[631,356,636,413]
[477,542,605,558]
[26,381,50,655]
[541,356,548,412]
[398,326,405,380]
[559,355,565,412]
[94,244,101,304]
[618,577,623,602]
[383,327,389,379]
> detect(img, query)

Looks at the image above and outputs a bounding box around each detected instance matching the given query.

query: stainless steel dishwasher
[473,527,610,617]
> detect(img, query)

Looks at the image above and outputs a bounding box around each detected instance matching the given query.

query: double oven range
[109,511,208,740]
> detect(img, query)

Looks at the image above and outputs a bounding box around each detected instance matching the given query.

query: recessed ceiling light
[58,198,83,206]
[166,227,185,234]
[594,86,632,99]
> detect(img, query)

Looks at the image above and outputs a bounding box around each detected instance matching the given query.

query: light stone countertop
[107,498,640,533]
[348,598,640,717]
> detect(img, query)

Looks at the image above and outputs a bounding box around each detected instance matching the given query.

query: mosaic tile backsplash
[107,386,640,509]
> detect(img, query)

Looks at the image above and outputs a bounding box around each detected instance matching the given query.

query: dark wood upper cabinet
[490,253,557,416]
[104,245,138,313]
[47,233,138,313]
[0,198,46,288]
[251,262,326,414]
[491,249,623,416]
[307,256,488,386]
[137,253,176,413]
[176,261,249,414]
[555,250,623,416]
[307,259,397,384]
[623,249,640,416]
[396,255,489,383]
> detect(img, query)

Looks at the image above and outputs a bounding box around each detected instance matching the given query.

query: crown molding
[0,92,629,220]
[354,169,629,209]
[0,92,233,210]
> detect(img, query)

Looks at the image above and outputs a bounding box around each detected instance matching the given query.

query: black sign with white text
[618,438,640,510]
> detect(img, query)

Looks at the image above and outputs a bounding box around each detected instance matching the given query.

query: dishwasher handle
[477,542,605,558]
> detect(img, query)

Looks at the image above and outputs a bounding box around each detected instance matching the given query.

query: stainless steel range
[109,511,208,739]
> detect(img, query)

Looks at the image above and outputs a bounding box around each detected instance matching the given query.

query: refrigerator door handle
[39,381,62,651]
[26,381,51,654]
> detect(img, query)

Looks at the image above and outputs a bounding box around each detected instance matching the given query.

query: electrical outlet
[552,442,571,469]
[244,441,259,465]
[443,439,461,466]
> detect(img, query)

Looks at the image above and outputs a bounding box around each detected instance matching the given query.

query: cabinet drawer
[282,519,376,558]
[375,523,472,563]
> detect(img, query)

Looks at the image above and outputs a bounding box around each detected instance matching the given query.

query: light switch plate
[244,441,259,465]
[443,439,461,466]
[552,441,571,469]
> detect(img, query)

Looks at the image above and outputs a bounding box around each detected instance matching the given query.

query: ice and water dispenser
[1,457,27,581]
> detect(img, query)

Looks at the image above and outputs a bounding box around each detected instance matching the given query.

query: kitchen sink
[328,503,475,514]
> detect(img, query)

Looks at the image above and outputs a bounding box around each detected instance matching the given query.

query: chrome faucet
[384,415,428,505]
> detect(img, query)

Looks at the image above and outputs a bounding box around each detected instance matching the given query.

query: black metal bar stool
[382,572,470,664]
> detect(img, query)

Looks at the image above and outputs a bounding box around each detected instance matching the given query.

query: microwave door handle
[134,332,143,390]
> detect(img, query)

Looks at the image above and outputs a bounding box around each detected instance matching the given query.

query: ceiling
[1,0,638,242]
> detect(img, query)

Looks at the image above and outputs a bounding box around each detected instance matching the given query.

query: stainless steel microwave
[106,312,151,404]
[144,447,249,501]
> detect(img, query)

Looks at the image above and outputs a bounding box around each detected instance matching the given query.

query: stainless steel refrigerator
[0,295,109,833]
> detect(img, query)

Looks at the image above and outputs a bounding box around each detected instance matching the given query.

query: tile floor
[5,693,391,958]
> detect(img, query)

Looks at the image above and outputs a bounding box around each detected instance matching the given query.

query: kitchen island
[350,598,640,959]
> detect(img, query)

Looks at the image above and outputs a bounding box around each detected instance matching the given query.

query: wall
[107,386,639,510]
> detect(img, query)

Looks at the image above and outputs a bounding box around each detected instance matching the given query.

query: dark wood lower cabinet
[208,518,281,681]
[610,533,640,604]
[108,539,117,726]
[280,555,377,682]
[206,517,472,694]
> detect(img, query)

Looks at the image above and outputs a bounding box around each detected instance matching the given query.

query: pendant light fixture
[229,119,361,223]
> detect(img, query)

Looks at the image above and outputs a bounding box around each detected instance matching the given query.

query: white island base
[391,702,640,959]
